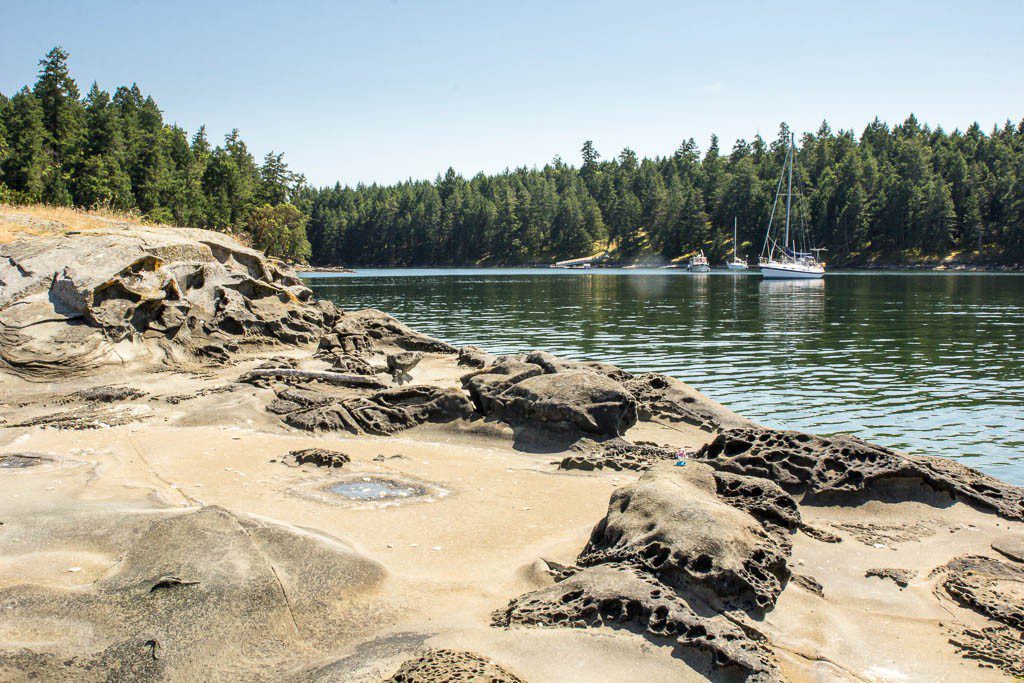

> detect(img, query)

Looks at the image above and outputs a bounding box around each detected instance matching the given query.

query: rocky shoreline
[1,219,1022,682]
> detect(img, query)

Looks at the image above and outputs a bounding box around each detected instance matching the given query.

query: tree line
[301,120,1024,266]
[0,47,310,260]
[3,48,1023,266]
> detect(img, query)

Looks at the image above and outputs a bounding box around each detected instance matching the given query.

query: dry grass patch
[0,204,166,244]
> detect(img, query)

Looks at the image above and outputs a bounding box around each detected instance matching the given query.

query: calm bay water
[304,269,1024,485]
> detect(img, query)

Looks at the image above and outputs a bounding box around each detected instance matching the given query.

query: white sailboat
[727,217,748,270]
[687,250,710,272]
[759,133,825,280]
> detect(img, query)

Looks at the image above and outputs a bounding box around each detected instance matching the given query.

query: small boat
[552,258,594,269]
[688,250,710,272]
[758,133,824,280]
[726,217,748,270]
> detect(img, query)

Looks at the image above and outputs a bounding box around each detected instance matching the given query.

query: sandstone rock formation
[318,308,455,356]
[578,462,795,613]
[696,427,1024,521]
[992,534,1024,563]
[285,448,350,468]
[933,555,1024,676]
[278,385,474,435]
[385,649,526,683]
[624,372,755,432]
[386,350,422,384]
[0,505,387,681]
[493,563,780,682]
[485,370,637,437]
[0,225,333,378]
[494,462,798,681]
[865,567,916,588]
[558,438,679,472]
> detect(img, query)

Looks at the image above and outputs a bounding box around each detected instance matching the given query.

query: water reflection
[306,271,1024,484]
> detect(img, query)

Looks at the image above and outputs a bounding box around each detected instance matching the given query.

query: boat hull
[760,263,824,279]
[688,265,710,273]
[726,262,748,271]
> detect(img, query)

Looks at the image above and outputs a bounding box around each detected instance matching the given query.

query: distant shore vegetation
[1,48,1022,267]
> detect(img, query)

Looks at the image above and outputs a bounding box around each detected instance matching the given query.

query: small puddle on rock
[329,477,425,501]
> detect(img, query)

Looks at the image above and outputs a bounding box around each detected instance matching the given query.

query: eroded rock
[282,385,473,435]
[461,360,544,415]
[559,438,679,472]
[286,448,350,468]
[696,427,1024,521]
[936,555,1024,629]
[387,351,422,385]
[0,225,334,378]
[487,370,637,437]
[318,309,455,356]
[457,345,496,368]
[624,373,754,432]
[865,567,915,588]
[385,649,526,683]
[577,462,794,612]
[67,385,147,403]
[493,563,780,682]
[934,555,1024,676]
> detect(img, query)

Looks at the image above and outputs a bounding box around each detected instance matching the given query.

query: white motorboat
[726,217,748,270]
[758,133,825,280]
[688,250,710,272]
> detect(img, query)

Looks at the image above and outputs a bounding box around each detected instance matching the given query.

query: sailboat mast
[733,217,737,259]
[784,132,793,250]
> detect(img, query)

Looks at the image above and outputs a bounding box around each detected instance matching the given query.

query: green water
[304,269,1024,485]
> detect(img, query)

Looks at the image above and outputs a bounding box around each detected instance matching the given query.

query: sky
[3,0,1022,186]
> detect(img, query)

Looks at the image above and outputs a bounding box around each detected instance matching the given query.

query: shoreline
[299,262,1024,274]
[1,215,1023,681]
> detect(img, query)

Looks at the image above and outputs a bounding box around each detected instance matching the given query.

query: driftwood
[239,368,388,389]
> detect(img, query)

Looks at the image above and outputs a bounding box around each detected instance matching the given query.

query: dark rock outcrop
[695,427,1024,521]
[68,385,147,403]
[791,573,824,597]
[285,448,350,468]
[385,649,526,683]
[282,385,473,435]
[0,225,334,378]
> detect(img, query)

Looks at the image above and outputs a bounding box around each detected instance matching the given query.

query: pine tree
[33,47,85,173]
[1,88,48,200]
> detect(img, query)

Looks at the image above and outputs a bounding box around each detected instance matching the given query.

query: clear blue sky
[3,0,1022,186]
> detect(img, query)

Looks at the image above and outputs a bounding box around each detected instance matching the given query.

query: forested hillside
[0,48,310,260]
[2,48,1023,266]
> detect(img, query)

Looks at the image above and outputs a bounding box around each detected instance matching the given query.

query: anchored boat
[726,217,748,270]
[688,250,710,272]
[758,133,825,280]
